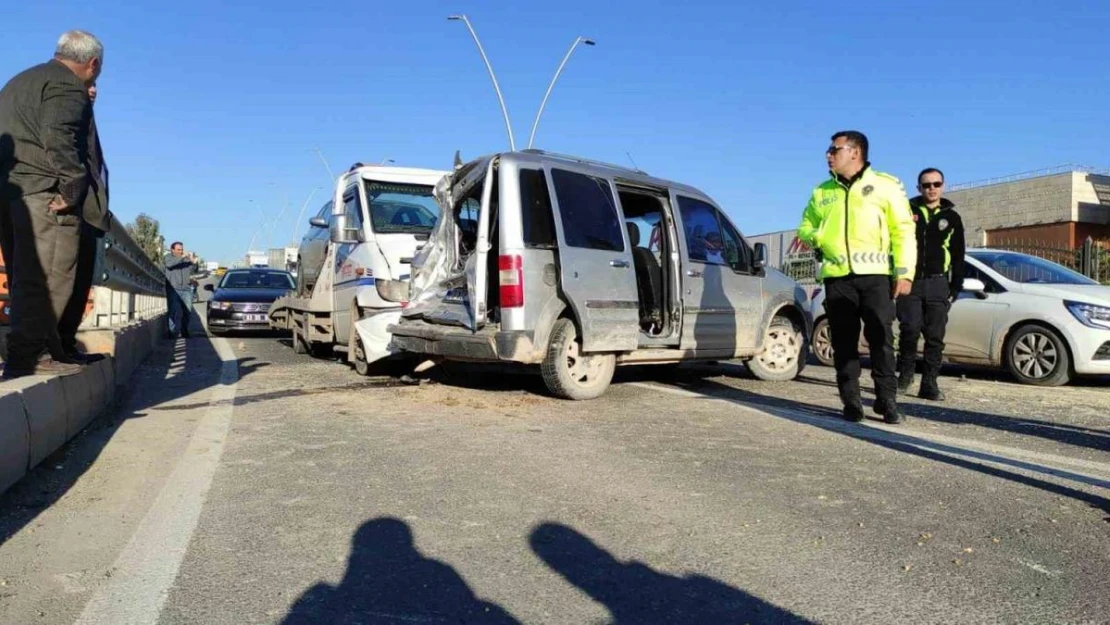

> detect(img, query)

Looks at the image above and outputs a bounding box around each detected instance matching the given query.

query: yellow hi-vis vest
[797,166,917,282]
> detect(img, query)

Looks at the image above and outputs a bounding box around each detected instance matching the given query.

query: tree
[125,213,165,265]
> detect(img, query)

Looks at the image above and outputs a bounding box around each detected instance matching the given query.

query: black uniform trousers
[897,274,950,378]
[824,274,897,406]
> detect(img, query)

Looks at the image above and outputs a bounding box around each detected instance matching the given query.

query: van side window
[520,169,556,248]
[678,196,752,272]
[550,169,624,252]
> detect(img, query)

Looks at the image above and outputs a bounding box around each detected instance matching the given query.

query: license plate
[245,314,267,322]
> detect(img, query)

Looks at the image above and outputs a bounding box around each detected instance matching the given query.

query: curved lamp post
[448,15,516,151]
[527,36,595,150]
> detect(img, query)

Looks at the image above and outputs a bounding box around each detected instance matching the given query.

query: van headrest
[626,222,640,247]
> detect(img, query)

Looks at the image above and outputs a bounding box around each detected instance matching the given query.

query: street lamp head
[582,38,596,46]
[447,15,464,21]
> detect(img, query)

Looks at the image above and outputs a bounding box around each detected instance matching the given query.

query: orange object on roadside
[0,249,9,325]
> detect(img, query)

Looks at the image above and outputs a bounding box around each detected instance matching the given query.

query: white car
[810,249,1110,386]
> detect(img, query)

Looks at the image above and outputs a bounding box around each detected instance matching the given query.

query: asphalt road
[1,325,1108,624]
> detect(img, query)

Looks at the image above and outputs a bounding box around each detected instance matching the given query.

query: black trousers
[58,221,100,352]
[897,275,950,378]
[0,191,81,367]
[824,274,897,406]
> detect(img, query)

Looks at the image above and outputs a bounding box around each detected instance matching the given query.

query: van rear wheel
[541,318,615,400]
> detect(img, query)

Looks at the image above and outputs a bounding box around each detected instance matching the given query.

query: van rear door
[547,167,639,352]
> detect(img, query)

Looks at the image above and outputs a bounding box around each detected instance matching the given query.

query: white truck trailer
[268,164,448,374]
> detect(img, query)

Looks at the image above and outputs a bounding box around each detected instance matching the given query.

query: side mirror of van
[753,243,768,270]
[309,216,328,229]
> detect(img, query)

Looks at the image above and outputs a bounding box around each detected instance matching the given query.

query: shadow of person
[530,523,813,624]
[282,517,520,625]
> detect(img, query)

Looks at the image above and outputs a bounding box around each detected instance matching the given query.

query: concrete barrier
[61,366,96,439]
[0,392,29,494]
[0,313,167,495]
[16,376,70,468]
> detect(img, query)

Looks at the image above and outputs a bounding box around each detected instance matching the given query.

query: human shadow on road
[0,311,265,547]
[530,522,813,624]
[793,372,1110,453]
[282,517,519,624]
[657,375,1110,516]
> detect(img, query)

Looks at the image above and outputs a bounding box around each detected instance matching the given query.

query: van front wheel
[746,315,805,382]
[541,318,616,400]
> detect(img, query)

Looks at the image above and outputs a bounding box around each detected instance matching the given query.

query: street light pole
[527,36,595,150]
[291,186,322,244]
[448,14,516,151]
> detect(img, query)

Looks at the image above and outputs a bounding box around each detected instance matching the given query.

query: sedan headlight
[1065,301,1110,330]
[376,279,409,303]
[209,301,233,311]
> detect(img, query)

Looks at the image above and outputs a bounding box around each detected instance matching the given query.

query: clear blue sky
[4,0,1108,265]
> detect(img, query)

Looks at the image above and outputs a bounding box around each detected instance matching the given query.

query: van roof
[463,150,712,200]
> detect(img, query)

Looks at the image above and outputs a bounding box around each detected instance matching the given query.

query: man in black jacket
[57,80,109,363]
[0,30,106,378]
[897,167,965,400]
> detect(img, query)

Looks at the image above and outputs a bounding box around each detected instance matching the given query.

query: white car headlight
[209,301,233,310]
[1065,301,1110,330]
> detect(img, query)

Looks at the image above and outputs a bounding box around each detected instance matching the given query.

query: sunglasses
[825,145,851,155]
[919,181,944,189]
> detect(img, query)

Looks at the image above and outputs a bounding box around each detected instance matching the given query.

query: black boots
[918,375,946,401]
[872,397,905,424]
[897,366,915,396]
[843,403,865,422]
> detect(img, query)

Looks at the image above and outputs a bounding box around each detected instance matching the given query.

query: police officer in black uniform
[897,167,965,401]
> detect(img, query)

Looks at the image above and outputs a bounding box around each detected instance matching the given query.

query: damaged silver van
[389,150,811,399]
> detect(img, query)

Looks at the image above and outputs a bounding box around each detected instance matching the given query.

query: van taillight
[498,254,524,308]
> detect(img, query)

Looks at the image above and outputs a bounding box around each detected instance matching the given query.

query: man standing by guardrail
[164,241,196,339]
[0,30,106,378]
[58,80,110,363]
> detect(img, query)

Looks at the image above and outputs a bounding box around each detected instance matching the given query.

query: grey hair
[55,30,104,64]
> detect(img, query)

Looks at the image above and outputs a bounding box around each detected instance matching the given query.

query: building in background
[947,165,1110,247]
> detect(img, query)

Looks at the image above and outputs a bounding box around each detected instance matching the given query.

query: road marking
[629,382,1110,490]
[75,335,238,625]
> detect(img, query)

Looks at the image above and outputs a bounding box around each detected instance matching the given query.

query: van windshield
[365,182,440,234]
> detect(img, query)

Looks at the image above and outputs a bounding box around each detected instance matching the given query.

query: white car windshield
[366,182,440,234]
[970,251,1098,285]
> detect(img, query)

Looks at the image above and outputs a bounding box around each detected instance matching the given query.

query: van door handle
[686,269,703,278]
[609,259,630,268]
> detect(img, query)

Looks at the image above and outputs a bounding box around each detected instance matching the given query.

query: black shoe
[873,397,905,424]
[843,403,865,422]
[918,377,946,401]
[62,350,90,365]
[897,369,915,396]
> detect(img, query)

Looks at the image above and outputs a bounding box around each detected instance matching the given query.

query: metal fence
[81,213,168,329]
[984,237,1110,285]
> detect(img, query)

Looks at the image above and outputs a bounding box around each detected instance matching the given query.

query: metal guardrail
[81,213,168,329]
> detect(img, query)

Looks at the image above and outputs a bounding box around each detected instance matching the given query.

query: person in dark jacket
[57,80,110,363]
[164,241,196,339]
[0,30,105,378]
[897,167,966,401]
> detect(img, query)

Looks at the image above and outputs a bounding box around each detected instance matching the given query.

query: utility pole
[448,15,516,151]
[528,36,595,149]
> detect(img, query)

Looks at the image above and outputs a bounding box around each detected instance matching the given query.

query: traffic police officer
[897,167,965,401]
[798,131,916,424]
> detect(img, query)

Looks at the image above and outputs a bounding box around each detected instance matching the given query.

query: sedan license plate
[245,314,267,322]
